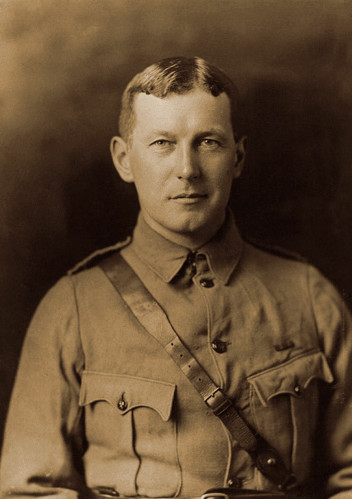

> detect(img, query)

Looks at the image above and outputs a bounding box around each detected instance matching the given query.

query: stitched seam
[82,370,176,388]
[247,348,321,380]
[131,411,141,496]
[306,265,323,347]
[289,394,297,473]
[173,405,183,496]
[197,281,225,390]
[222,420,233,487]
[62,276,85,465]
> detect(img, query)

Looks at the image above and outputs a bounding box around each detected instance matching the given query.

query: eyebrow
[196,128,228,138]
[145,128,228,140]
[144,130,176,140]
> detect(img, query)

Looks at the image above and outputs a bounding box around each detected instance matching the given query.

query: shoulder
[67,237,131,276]
[242,239,345,309]
[29,239,133,328]
[239,239,316,301]
[244,237,307,264]
[243,238,308,278]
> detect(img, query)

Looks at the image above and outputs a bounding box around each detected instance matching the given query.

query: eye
[150,139,172,147]
[199,138,221,149]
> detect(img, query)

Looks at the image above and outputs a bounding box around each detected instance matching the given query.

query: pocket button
[200,278,214,288]
[117,396,128,411]
[227,477,242,488]
[294,385,302,395]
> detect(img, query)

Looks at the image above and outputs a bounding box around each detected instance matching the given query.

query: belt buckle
[91,486,119,497]
[201,492,229,499]
[204,388,232,416]
[201,487,287,498]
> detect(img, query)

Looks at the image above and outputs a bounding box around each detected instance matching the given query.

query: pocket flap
[247,351,334,407]
[79,371,176,421]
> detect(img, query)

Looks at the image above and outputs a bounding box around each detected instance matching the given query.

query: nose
[175,144,200,180]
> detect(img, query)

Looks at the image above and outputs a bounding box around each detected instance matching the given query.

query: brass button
[227,477,242,488]
[211,339,227,353]
[117,395,128,411]
[294,385,301,395]
[267,457,277,466]
[200,278,214,288]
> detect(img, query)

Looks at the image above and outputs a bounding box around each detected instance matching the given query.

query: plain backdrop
[1,0,352,447]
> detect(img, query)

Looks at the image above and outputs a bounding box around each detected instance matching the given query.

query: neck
[141,214,225,250]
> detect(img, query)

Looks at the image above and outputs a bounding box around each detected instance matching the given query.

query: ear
[110,136,134,183]
[233,135,247,179]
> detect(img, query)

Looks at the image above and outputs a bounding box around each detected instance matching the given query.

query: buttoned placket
[174,249,228,389]
[189,251,226,365]
[187,252,251,488]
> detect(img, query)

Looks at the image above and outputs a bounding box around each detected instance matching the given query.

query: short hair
[118,56,239,143]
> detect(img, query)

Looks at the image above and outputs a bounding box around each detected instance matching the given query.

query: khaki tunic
[1,213,352,498]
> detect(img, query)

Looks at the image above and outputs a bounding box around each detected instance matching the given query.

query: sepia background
[1,0,352,446]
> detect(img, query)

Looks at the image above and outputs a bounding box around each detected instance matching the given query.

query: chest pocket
[79,371,180,497]
[247,350,334,484]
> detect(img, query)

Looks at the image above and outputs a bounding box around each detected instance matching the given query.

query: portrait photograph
[1,1,352,497]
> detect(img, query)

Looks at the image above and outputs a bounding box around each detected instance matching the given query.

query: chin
[171,215,216,237]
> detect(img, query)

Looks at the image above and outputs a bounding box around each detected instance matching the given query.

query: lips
[170,193,207,199]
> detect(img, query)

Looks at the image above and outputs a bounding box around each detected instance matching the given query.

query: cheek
[131,160,156,189]
[133,170,165,206]
[132,153,169,183]
[209,164,235,189]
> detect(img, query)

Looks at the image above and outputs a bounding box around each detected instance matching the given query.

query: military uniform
[1,212,352,498]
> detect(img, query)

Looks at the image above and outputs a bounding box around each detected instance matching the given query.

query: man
[1,56,352,498]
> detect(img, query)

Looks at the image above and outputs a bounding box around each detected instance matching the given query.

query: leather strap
[90,486,314,499]
[99,253,296,490]
[91,494,286,499]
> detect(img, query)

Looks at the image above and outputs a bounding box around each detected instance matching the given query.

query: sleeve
[308,266,352,498]
[0,276,91,498]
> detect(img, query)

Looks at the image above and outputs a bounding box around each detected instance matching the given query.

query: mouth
[170,193,207,200]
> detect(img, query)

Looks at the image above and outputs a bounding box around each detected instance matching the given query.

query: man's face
[111,87,245,247]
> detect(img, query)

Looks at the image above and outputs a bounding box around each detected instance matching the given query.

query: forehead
[132,88,233,136]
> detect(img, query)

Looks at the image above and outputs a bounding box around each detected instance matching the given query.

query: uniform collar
[130,210,243,284]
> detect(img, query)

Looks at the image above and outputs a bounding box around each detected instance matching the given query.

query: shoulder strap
[244,238,306,263]
[68,237,131,275]
[99,253,295,491]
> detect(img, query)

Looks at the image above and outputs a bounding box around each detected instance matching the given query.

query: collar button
[197,253,206,260]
